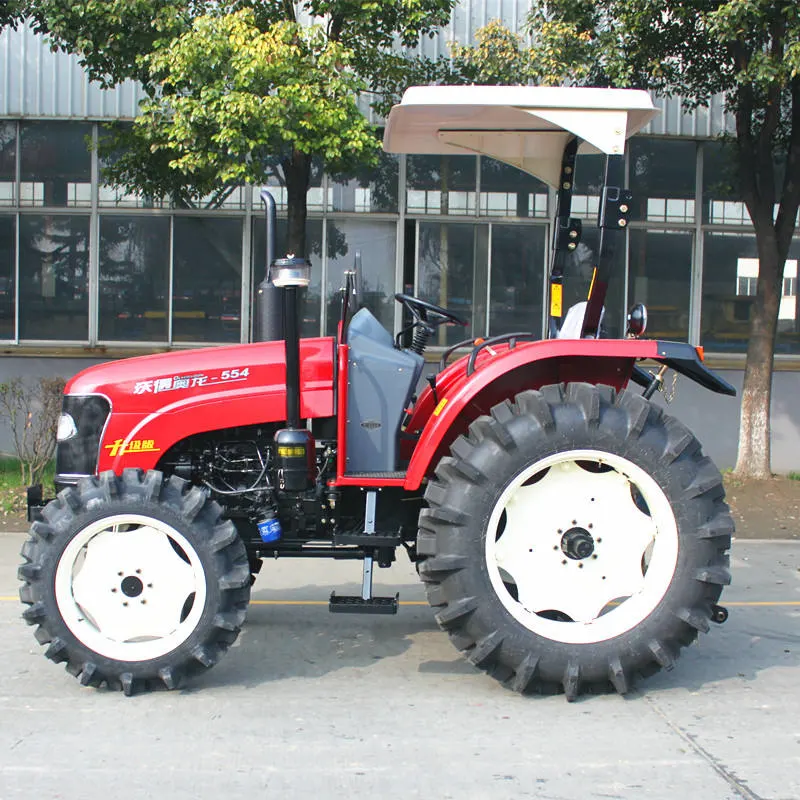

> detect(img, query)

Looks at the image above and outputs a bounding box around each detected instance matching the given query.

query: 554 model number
[220,368,249,380]
[134,367,252,395]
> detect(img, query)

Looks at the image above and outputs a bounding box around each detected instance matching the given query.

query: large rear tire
[19,469,250,695]
[417,383,732,700]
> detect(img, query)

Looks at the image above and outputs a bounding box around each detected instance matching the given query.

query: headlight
[55,395,111,478]
[57,412,78,441]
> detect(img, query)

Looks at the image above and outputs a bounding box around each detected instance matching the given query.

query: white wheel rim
[485,449,678,645]
[55,514,207,662]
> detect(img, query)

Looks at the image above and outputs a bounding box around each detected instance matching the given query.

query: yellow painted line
[1,596,799,607]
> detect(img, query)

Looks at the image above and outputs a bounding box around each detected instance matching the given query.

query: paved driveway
[1,531,798,800]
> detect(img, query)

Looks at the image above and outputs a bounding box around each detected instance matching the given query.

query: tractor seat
[557,301,605,339]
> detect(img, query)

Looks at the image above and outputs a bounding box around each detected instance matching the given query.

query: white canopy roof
[383,85,659,187]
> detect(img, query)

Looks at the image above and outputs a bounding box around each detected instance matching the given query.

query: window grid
[0,121,798,355]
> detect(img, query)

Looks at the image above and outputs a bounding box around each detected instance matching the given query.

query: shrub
[0,376,66,486]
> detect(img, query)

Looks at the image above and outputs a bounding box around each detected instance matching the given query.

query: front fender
[402,338,734,491]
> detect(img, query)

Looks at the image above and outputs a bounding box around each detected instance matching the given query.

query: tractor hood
[67,338,336,417]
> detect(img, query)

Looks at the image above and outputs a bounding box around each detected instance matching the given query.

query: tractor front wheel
[417,383,732,700]
[19,469,250,694]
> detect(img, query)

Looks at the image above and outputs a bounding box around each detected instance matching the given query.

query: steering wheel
[394,293,468,327]
[394,293,468,355]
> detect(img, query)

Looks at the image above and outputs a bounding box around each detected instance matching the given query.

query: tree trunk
[733,228,783,478]
[281,148,311,258]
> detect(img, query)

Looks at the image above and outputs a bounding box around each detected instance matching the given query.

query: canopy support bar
[547,138,581,338]
[580,155,631,338]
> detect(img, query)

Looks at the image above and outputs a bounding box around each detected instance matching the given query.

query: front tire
[417,383,732,700]
[19,469,251,694]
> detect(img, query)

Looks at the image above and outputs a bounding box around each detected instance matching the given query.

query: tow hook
[711,604,729,624]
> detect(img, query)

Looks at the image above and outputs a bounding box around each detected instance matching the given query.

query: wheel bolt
[111,588,117,593]
[135,569,142,574]
[122,601,128,607]
[147,583,153,588]
[561,559,567,565]
[578,563,584,569]
[141,599,147,605]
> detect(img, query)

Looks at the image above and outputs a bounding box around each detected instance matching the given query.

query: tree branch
[328,13,344,42]
[754,17,785,213]
[282,1,296,23]
[776,76,800,257]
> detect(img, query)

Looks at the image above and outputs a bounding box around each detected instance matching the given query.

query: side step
[329,592,399,615]
[328,489,399,615]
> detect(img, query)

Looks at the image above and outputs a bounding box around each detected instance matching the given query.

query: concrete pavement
[1,531,798,800]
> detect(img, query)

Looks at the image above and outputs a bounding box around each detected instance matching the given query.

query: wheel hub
[560,527,595,560]
[120,575,144,598]
[55,517,207,661]
[487,451,678,643]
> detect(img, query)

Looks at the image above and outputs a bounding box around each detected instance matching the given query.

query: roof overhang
[383,86,659,187]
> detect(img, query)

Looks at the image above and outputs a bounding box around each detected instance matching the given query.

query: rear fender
[402,338,734,490]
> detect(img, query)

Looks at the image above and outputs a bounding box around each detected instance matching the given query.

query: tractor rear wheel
[19,469,250,694]
[417,383,732,700]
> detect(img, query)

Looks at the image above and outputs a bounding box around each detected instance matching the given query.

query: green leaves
[103,11,379,200]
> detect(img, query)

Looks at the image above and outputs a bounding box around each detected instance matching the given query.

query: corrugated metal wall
[0,23,144,119]
[0,8,734,136]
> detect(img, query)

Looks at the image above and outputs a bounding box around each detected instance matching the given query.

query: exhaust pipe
[256,189,282,342]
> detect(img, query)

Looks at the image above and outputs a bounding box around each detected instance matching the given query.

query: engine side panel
[77,338,335,474]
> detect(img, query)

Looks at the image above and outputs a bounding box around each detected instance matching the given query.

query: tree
[0,0,25,29]
[457,6,800,478]
[27,0,456,256]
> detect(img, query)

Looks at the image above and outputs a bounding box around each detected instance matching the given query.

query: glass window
[99,216,170,342]
[20,122,92,208]
[570,154,606,220]
[19,215,89,340]
[325,219,396,335]
[253,158,325,213]
[172,217,243,343]
[0,122,15,207]
[0,215,15,339]
[97,123,170,209]
[251,217,323,338]
[701,232,754,351]
[330,152,399,213]
[416,221,487,345]
[407,155,477,216]
[630,138,696,223]
[480,157,549,218]
[628,229,692,341]
[489,224,547,337]
[702,233,800,353]
[703,141,747,225]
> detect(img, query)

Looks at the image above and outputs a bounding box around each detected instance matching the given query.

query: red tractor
[19,87,734,700]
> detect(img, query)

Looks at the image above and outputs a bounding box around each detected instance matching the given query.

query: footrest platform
[329,592,399,615]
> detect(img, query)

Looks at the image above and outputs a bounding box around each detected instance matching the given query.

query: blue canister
[257,514,282,543]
